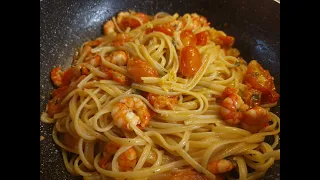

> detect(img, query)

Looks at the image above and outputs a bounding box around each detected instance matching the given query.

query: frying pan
[40,0,280,179]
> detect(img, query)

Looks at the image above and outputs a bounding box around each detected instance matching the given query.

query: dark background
[40,0,280,179]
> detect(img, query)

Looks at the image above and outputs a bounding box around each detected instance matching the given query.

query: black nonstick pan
[40,0,280,179]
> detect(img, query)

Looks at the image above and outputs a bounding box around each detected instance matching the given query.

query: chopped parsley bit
[234,61,240,67]
[252,94,260,102]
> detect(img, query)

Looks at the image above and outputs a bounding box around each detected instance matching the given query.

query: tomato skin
[180,30,197,46]
[127,58,159,82]
[196,31,208,45]
[262,89,280,104]
[48,85,69,117]
[244,60,274,93]
[61,68,74,86]
[145,23,174,36]
[47,96,63,117]
[51,86,69,97]
[244,60,279,103]
[153,25,174,36]
[179,46,202,77]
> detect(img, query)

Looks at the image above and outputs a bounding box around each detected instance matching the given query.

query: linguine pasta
[41,11,280,180]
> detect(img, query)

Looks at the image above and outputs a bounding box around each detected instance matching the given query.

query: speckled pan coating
[40,0,279,179]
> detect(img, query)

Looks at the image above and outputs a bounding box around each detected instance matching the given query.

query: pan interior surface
[40,0,279,179]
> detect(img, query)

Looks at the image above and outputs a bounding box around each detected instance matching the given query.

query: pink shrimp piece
[111,97,151,131]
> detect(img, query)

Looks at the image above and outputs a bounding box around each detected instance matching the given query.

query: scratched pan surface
[40,0,280,179]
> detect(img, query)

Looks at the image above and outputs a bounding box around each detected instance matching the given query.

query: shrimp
[86,39,102,48]
[99,142,137,172]
[207,159,234,174]
[220,87,270,132]
[220,87,249,125]
[118,147,137,172]
[51,67,76,87]
[146,93,178,110]
[110,70,131,85]
[104,141,121,155]
[85,55,101,67]
[240,106,270,133]
[190,13,210,29]
[100,142,119,169]
[103,20,115,35]
[214,36,235,47]
[116,12,130,24]
[107,50,128,66]
[99,156,112,169]
[99,65,131,85]
[112,33,131,47]
[111,97,151,131]
[50,67,64,87]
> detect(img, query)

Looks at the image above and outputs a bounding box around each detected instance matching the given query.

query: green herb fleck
[252,94,260,102]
